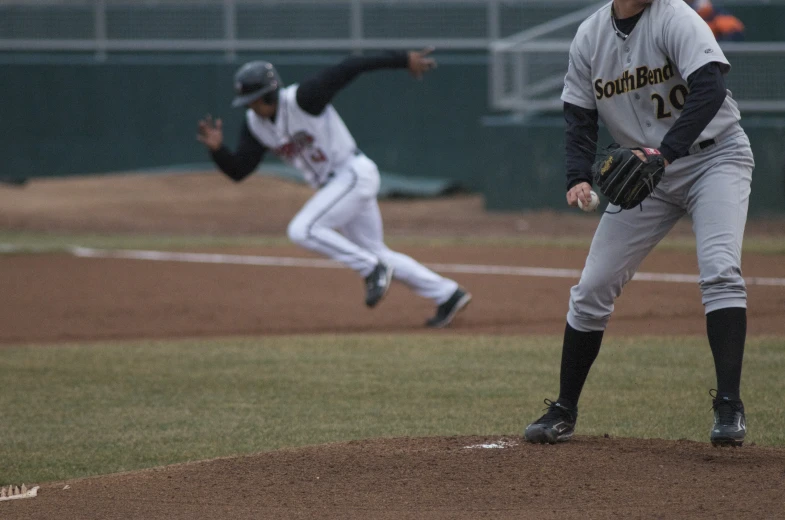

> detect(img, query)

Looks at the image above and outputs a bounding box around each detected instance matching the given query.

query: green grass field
[2,334,784,485]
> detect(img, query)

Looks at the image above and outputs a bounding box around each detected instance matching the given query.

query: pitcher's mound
[5,435,784,519]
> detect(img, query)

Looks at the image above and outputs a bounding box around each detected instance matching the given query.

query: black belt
[688,138,717,155]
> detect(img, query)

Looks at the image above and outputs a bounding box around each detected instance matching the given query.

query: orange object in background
[688,0,745,41]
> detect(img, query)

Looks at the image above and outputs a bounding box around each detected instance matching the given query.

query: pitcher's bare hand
[567,182,592,208]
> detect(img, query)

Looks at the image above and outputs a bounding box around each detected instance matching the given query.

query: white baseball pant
[286,152,458,304]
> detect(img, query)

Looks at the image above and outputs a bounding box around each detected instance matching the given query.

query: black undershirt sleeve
[564,102,599,191]
[210,120,267,182]
[658,62,727,164]
[296,51,409,116]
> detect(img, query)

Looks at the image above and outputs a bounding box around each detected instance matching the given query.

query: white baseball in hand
[578,190,599,212]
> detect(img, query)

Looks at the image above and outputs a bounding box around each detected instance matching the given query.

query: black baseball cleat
[426,287,472,328]
[524,399,578,444]
[365,262,394,308]
[710,389,746,447]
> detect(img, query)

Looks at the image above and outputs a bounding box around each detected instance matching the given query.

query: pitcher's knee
[567,300,612,332]
[567,284,614,331]
[700,273,747,312]
[287,218,310,246]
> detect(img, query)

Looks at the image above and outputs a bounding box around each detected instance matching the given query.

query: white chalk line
[67,247,785,287]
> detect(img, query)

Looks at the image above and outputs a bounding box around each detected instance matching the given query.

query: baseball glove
[592,146,665,210]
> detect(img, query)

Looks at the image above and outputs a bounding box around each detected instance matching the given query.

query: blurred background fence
[1,0,784,213]
[0,0,604,56]
[490,5,785,114]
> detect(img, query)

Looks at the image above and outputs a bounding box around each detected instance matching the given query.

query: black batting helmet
[231,61,283,108]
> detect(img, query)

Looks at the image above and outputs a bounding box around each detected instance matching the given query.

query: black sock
[706,307,746,400]
[557,323,604,409]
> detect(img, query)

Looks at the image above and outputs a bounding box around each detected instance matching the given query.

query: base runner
[196,49,471,328]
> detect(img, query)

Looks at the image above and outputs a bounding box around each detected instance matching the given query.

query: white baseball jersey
[562,0,741,149]
[245,84,357,187]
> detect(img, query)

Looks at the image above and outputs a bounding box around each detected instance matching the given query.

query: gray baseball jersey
[561,0,754,333]
[562,0,740,149]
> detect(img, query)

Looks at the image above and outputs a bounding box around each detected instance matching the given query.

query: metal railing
[489,3,602,113]
[489,5,785,114]
[0,0,594,60]
[4,0,784,113]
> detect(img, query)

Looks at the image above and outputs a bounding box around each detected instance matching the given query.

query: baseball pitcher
[524,0,753,446]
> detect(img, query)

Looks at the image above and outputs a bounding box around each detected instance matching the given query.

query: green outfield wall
[482,117,785,215]
[1,53,783,214]
[0,53,491,193]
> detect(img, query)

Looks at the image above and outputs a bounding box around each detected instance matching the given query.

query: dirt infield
[5,436,785,520]
[2,243,785,344]
[2,172,784,344]
[2,173,785,518]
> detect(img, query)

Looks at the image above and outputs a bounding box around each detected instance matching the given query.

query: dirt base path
[3,243,784,344]
[2,172,783,343]
[5,436,784,520]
